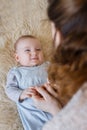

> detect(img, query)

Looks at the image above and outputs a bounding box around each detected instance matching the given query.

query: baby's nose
[31,51,37,55]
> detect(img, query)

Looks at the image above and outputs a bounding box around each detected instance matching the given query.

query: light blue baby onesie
[5,62,52,130]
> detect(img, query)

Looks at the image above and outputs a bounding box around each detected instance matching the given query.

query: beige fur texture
[0,0,52,129]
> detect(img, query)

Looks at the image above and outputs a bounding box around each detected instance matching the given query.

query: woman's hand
[31,84,62,116]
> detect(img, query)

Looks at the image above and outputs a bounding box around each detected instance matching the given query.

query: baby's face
[15,38,44,67]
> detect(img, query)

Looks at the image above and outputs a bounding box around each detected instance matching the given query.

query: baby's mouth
[31,57,38,60]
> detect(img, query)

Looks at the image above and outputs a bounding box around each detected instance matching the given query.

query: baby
[5,35,52,130]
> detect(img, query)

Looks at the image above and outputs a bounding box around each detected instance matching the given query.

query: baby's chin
[31,61,44,67]
[30,63,42,67]
[20,60,44,67]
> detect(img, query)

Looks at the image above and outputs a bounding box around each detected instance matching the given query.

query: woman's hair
[48,0,87,38]
[47,0,87,107]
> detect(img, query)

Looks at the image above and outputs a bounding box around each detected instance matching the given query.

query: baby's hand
[30,87,44,99]
[19,87,37,102]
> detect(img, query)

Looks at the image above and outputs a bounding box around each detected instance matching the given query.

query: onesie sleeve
[5,68,23,103]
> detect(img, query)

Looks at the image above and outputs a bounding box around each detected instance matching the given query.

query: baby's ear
[14,53,19,62]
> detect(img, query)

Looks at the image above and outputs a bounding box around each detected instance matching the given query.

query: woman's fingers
[35,86,51,100]
[44,83,58,98]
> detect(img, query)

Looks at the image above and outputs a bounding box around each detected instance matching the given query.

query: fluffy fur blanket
[0,0,52,129]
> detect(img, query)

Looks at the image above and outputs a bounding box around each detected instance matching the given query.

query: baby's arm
[5,68,23,103]
[5,68,43,103]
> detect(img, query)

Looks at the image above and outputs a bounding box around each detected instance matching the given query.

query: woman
[32,0,87,129]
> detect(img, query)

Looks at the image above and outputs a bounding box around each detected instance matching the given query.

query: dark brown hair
[47,0,87,107]
[48,0,87,37]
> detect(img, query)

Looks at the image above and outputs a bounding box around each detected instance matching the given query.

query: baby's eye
[25,49,30,52]
[36,48,41,51]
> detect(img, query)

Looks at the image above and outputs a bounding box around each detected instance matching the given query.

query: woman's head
[47,0,87,106]
[48,0,87,46]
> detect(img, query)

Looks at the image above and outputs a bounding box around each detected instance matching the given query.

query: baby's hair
[14,35,36,51]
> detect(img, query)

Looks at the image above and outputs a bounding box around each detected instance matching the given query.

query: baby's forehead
[16,37,42,49]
